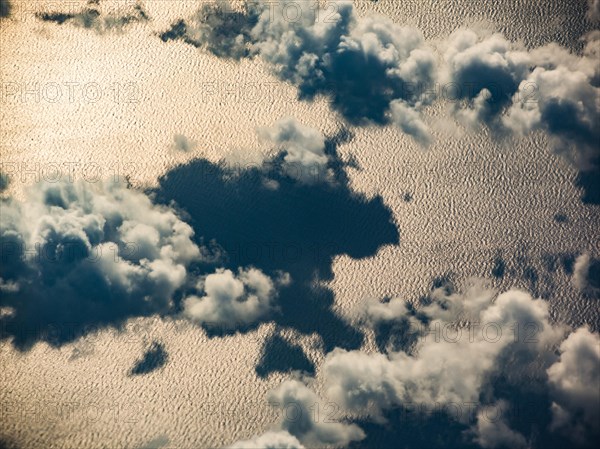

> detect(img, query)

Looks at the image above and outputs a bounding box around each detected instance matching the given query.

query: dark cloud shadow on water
[0,0,11,19]
[129,341,168,376]
[576,166,600,205]
[485,374,595,449]
[152,134,400,353]
[348,409,478,449]
[255,332,315,378]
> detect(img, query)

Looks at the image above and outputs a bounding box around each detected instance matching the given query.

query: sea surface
[1,1,598,448]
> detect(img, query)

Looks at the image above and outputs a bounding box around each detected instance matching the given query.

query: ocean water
[1,1,598,448]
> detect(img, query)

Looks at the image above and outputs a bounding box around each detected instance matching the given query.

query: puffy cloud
[183,267,289,329]
[258,118,330,183]
[228,431,304,449]
[357,296,410,325]
[324,285,564,420]
[1,178,291,347]
[443,29,599,173]
[0,179,203,347]
[472,400,528,449]
[266,380,365,447]
[503,34,600,171]
[547,327,600,444]
[163,0,436,143]
[442,29,531,130]
[36,0,149,32]
[572,253,600,296]
[251,0,436,130]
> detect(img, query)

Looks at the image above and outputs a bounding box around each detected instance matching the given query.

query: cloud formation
[472,400,528,449]
[267,379,365,447]
[159,1,259,59]
[442,30,530,130]
[258,117,331,183]
[0,177,290,346]
[36,0,149,32]
[183,267,289,329]
[326,285,562,416]
[572,252,600,296]
[0,179,202,347]
[503,33,600,170]
[547,326,600,444]
[228,379,364,448]
[443,29,599,171]
[161,0,436,142]
[237,282,600,449]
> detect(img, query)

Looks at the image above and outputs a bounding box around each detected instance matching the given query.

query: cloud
[547,326,600,444]
[266,379,365,447]
[323,284,564,422]
[442,29,531,130]
[183,267,289,330]
[471,400,528,449]
[390,100,432,146]
[172,134,197,153]
[572,253,600,296]
[159,1,259,59]
[253,1,435,130]
[258,117,331,183]
[228,431,305,449]
[228,380,364,448]
[36,0,149,32]
[162,0,436,143]
[0,179,204,348]
[443,29,599,171]
[503,33,600,171]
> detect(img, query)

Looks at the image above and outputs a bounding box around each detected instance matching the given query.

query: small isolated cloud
[172,134,197,153]
[472,400,528,449]
[183,267,289,330]
[267,380,365,447]
[228,431,304,449]
[259,117,330,183]
[36,0,149,33]
[547,326,600,444]
[572,253,599,294]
